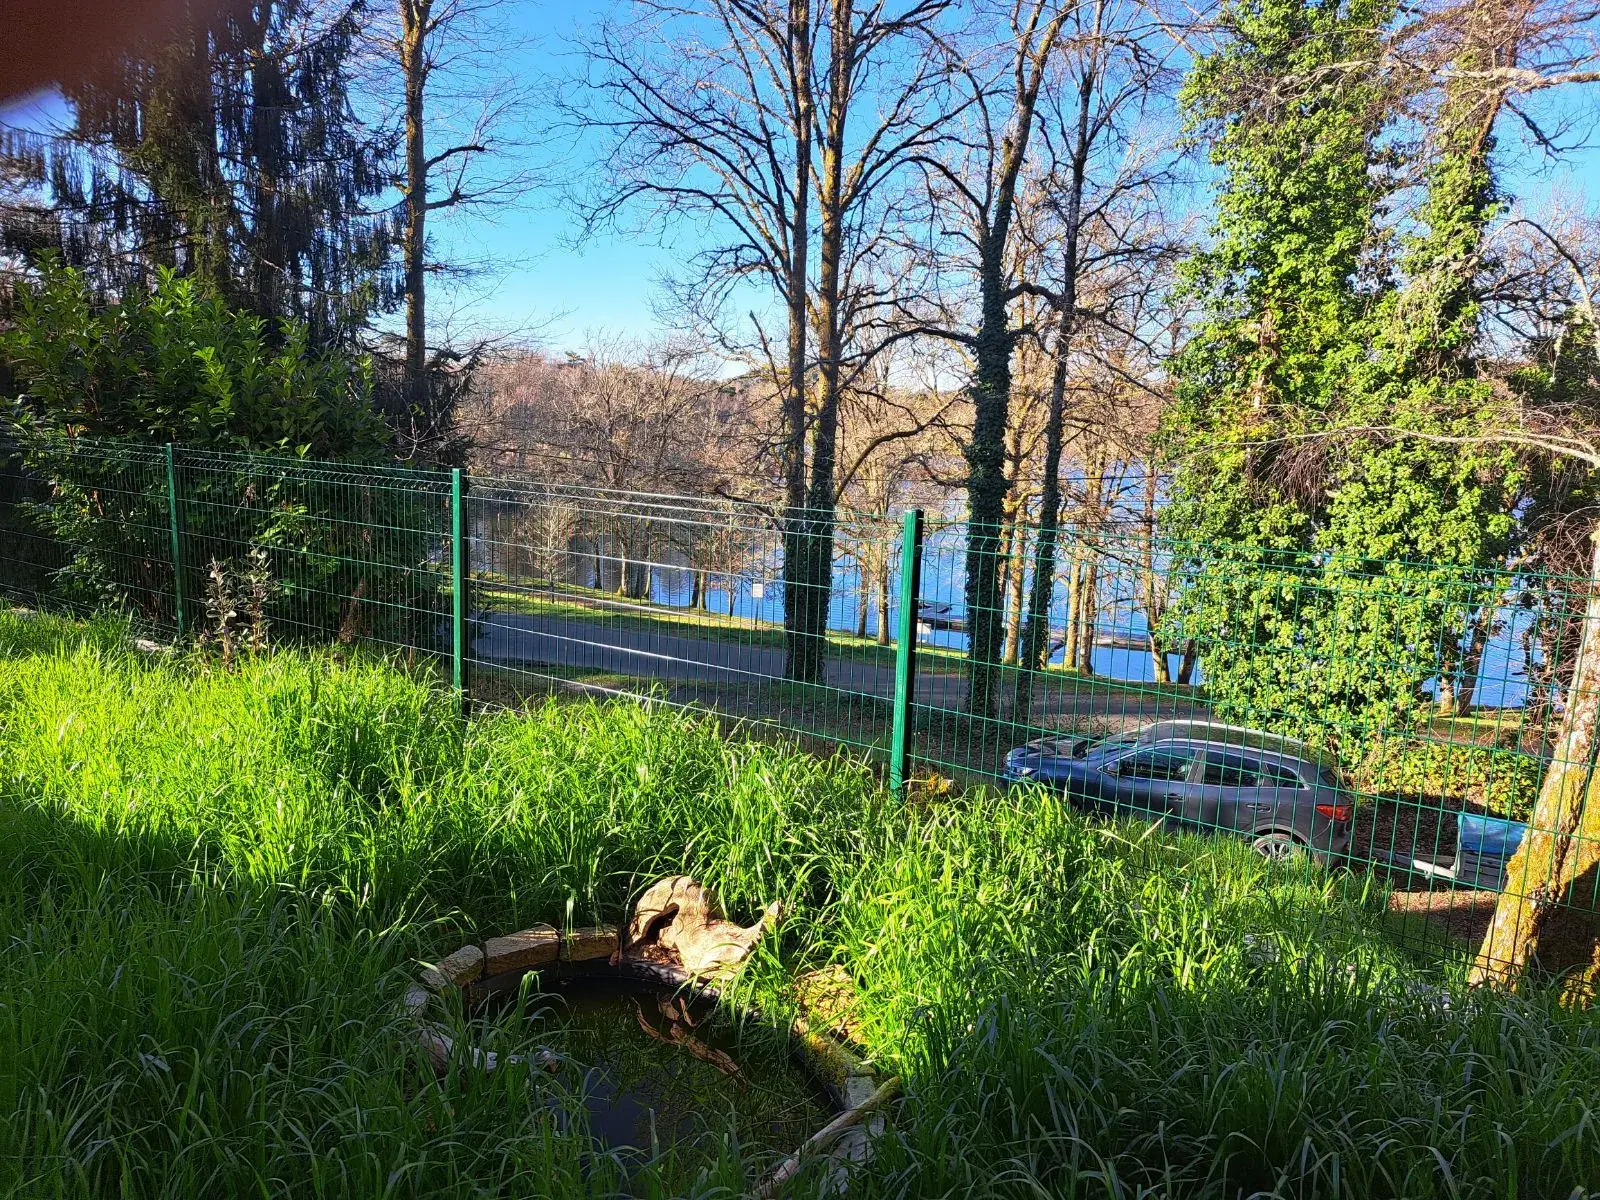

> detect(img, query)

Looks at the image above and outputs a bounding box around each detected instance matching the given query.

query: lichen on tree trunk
[1471,533,1600,989]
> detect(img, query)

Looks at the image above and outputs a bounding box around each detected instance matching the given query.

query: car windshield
[1089,732,1139,753]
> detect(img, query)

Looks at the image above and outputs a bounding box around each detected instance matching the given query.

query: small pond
[477,972,835,1179]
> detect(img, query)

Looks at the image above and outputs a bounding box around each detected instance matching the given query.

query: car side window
[1260,762,1304,788]
[1116,747,1195,782]
[1201,753,1262,788]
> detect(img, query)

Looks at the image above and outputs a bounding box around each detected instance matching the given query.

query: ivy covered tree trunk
[953,5,1065,722]
[964,257,1014,719]
[1471,532,1600,987]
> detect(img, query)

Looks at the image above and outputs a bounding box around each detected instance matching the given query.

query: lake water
[476,511,1537,709]
[631,534,1536,708]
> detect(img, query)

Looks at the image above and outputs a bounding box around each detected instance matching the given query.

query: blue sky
[423,0,687,351]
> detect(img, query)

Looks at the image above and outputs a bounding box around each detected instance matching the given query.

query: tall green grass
[0,611,1596,1198]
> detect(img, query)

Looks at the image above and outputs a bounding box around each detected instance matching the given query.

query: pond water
[485,974,832,1179]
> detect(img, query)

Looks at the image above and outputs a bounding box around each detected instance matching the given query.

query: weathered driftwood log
[615,875,782,979]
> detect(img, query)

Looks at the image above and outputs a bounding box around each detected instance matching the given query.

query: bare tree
[832,354,953,642]
[485,483,578,593]
[468,338,732,481]
[687,501,766,615]
[900,0,1075,718]
[1010,0,1181,716]
[577,0,818,665]
[464,337,734,597]
[370,0,536,456]
[579,0,949,681]
[791,0,952,678]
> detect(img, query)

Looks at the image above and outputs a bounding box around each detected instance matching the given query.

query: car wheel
[1251,831,1305,862]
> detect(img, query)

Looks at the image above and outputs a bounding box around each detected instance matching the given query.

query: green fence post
[164,442,186,639]
[889,508,925,793]
[451,467,470,716]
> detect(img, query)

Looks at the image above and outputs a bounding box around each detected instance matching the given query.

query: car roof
[1133,720,1335,768]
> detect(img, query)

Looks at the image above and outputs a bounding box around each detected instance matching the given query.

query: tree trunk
[964,247,1014,717]
[1178,638,1198,686]
[1454,601,1497,718]
[1077,557,1099,676]
[1149,631,1173,684]
[1074,454,1105,677]
[855,560,870,639]
[1139,472,1172,685]
[791,0,848,688]
[780,0,816,683]
[959,5,1064,721]
[1001,506,1025,665]
[691,567,705,611]
[1014,2,1096,720]
[400,0,432,423]
[876,550,891,647]
[1014,338,1066,712]
[176,20,231,299]
[246,6,286,328]
[1471,532,1600,987]
[1062,542,1085,672]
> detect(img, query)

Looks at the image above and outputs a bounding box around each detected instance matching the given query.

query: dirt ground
[1384,885,1498,948]
[1351,796,1460,869]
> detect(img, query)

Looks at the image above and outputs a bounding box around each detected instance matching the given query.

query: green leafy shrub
[1350,737,1543,821]
[2,260,386,454]
[0,261,444,644]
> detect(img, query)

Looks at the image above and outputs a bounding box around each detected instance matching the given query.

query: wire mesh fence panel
[0,438,176,625]
[909,513,1599,979]
[462,474,902,760]
[4,434,1600,979]
[174,448,453,658]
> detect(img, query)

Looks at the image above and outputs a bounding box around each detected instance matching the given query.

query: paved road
[470,608,1204,724]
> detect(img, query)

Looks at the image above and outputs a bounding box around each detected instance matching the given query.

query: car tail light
[1315,802,1353,823]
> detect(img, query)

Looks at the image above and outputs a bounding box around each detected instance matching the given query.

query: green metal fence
[2,434,1596,977]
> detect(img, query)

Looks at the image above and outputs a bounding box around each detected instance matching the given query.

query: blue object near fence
[1459,813,1528,857]
[1456,813,1528,891]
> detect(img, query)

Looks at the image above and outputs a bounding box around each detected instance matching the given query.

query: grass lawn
[1,611,1597,1198]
